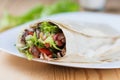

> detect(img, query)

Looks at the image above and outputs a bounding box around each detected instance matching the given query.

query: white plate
[0,12,120,69]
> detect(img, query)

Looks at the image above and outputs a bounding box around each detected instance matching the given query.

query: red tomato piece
[45,43,50,48]
[28,31,34,35]
[38,48,52,56]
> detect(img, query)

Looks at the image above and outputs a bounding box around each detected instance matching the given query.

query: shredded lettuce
[32,32,38,46]
[26,32,45,48]
[40,21,63,50]
[40,21,60,34]
[44,35,61,50]
[18,46,29,51]
[25,35,33,47]
[25,32,38,46]
[39,21,62,50]
[25,50,33,60]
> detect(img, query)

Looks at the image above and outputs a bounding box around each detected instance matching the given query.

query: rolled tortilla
[16,20,120,62]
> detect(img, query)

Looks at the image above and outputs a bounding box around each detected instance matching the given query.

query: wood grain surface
[0,0,120,80]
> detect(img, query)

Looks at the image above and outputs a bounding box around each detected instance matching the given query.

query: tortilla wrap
[17,20,120,63]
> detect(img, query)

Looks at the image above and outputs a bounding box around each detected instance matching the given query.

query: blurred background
[0,1,120,80]
[0,0,120,32]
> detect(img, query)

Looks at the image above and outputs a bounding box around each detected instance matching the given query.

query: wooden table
[0,0,120,80]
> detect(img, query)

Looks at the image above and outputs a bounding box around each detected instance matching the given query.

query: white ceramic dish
[0,12,120,69]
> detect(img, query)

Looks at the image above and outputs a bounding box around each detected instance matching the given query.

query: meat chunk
[21,29,34,44]
[29,46,40,58]
[53,33,65,47]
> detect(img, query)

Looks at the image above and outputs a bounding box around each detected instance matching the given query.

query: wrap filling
[17,21,66,60]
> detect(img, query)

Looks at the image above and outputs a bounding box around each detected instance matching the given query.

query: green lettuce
[44,35,61,51]
[0,0,80,32]
[25,50,33,60]
[40,21,60,34]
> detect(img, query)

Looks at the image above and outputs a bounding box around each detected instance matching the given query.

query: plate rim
[0,12,120,69]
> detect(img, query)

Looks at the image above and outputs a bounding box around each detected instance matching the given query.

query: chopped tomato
[55,40,63,47]
[45,43,50,48]
[28,31,34,35]
[53,33,65,47]
[38,48,52,56]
